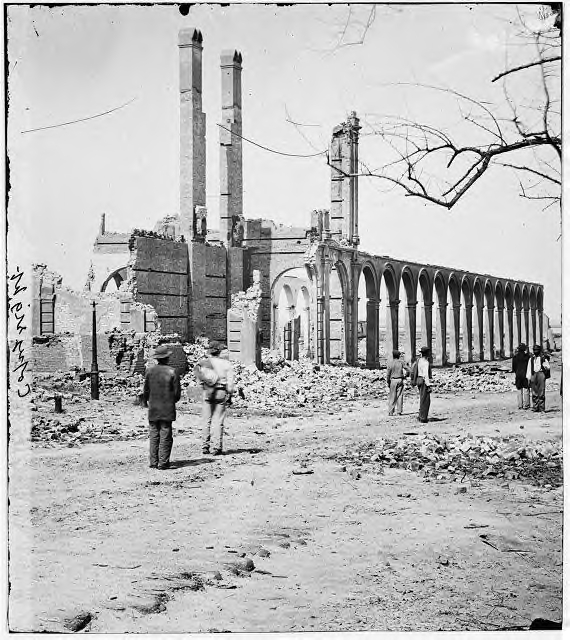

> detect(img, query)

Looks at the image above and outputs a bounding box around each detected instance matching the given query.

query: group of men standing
[142,342,234,470]
[512,343,551,412]
[141,339,553,470]
[386,347,433,423]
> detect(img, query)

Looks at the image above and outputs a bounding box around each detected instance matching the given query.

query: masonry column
[506,305,514,356]
[523,306,530,346]
[461,302,473,362]
[495,306,505,357]
[484,303,495,360]
[220,50,243,246]
[366,299,380,369]
[435,301,447,365]
[530,305,537,346]
[449,303,461,364]
[346,267,358,366]
[538,308,544,348]
[405,302,417,364]
[420,301,433,356]
[515,307,523,347]
[386,300,400,354]
[179,28,206,241]
[473,304,484,361]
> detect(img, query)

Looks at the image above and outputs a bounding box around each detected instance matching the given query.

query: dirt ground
[9,359,563,633]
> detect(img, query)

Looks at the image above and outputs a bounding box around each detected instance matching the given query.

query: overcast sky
[7,3,562,321]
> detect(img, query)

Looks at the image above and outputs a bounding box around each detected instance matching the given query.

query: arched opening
[504,283,514,357]
[401,267,417,365]
[495,282,505,358]
[536,288,544,347]
[484,280,495,360]
[513,284,523,347]
[434,271,447,365]
[447,274,461,364]
[529,286,538,347]
[473,278,484,361]
[417,269,434,360]
[297,286,311,359]
[522,286,530,346]
[101,267,128,293]
[461,277,474,362]
[270,268,311,359]
[357,263,379,368]
[329,261,347,362]
[379,265,398,365]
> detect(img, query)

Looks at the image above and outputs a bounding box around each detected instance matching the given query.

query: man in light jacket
[526,344,550,412]
[197,341,235,456]
[386,350,409,416]
[416,346,433,423]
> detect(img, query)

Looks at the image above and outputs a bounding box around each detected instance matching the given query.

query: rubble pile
[181,344,388,415]
[229,358,388,416]
[432,365,513,394]
[333,434,562,487]
[30,412,148,446]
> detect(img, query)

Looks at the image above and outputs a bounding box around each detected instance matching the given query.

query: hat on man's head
[392,350,401,359]
[533,344,542,353]
[151,344,172,360]
[420,346,430,356]
[518,343,527,352]
[208,341,224,355]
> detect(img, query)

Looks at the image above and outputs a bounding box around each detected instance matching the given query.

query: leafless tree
[332,4,562,210]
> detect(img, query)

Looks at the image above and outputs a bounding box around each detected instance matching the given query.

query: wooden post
[91,301,99,400]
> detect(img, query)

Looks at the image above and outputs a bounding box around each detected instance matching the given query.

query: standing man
[527,344,550,412]
[143,344,181,470]
[416,346,433,423]
[386,350,408,416]
[512,343,530,410]
[196,341,235,456]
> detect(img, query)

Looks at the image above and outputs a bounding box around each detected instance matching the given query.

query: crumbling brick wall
[130,236,190,340]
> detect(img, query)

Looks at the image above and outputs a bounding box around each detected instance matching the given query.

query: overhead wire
[21,97,137,134]
[217,122,327,158]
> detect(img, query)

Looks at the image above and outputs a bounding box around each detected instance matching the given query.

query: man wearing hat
[386,350,409,416]
[511,343,530,410]
[143,344,181,470]
[526,344,550,412]
[198,341,235,456]
[416,346,433,423]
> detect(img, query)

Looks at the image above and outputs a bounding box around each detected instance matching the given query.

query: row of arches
[271,250,544,367]
[357,260,544,367]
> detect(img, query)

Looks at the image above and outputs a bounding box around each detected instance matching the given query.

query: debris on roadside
[329,434,562,487]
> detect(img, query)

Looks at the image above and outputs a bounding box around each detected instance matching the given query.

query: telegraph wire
[21,97,137,134]
[217,122,327,158]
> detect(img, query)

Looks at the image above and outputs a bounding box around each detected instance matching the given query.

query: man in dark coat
[143,345,181,470]
[512,343,530,410]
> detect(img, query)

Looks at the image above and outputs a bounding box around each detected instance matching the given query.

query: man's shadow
[222,447,263,455]
[169,458,216,469]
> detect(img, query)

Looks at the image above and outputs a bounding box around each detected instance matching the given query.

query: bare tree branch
[492,55,561,82]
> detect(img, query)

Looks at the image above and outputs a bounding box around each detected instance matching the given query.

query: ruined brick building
[36,27,545,369]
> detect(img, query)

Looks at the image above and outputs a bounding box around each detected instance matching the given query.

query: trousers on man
[517,387,530,409]
[149,420,173,468]
[202,393,227,454]
[417,378,431,423]
[388,379,404,415]
[530,371,546,412]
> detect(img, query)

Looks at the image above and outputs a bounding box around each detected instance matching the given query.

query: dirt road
[9,367,563,632]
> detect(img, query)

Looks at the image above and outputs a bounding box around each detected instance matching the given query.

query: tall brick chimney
[179,28,206,242]
[219,49,243,246]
